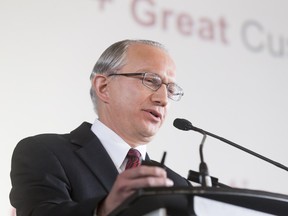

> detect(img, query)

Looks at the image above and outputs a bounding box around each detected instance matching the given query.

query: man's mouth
[145,109,162,120]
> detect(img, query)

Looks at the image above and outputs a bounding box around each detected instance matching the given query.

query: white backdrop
[1,0,288,215]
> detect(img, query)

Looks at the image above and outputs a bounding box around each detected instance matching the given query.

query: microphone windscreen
[173,118,193,131]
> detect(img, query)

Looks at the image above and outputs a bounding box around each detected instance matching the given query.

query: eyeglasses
[108,72,184,101]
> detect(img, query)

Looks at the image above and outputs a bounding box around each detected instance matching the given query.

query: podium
[108,187,288,216]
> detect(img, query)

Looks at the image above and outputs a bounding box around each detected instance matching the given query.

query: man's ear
[92,74,110,103]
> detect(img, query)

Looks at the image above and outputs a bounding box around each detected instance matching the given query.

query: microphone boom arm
[192,125,288,172]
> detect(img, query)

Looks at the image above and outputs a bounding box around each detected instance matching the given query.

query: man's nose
[151,84,168,106]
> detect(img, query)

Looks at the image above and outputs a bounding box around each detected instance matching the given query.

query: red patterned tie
[125,148,141,170]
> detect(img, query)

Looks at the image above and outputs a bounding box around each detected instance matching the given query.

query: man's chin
[141,128,159,140]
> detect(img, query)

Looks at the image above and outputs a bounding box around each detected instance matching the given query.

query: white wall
[1,0,288,215]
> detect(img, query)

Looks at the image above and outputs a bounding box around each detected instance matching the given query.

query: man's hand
[97,166,173,216]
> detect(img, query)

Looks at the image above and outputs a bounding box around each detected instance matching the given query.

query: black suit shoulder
[10,122,107,216]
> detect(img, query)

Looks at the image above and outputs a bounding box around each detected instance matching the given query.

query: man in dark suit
[10,39,189,216]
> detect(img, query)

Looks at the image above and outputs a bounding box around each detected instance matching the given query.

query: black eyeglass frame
[107,72,184,101]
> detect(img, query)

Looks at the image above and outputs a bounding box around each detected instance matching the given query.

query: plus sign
[98,0,113,10]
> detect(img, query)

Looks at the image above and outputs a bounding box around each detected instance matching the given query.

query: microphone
[174,118,212,187]
[173,118,194,131]
[173,118,288,172]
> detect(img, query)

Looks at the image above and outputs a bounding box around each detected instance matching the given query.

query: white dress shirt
[91,119,147,173]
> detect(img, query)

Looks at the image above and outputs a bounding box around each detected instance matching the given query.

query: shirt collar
[91,119,146,172]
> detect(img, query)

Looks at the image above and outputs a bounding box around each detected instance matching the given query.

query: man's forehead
[124,43,176,79]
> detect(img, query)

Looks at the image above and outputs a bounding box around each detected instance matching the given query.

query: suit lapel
[69,122,119,192]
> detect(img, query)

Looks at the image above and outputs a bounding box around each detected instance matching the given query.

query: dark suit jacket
[10,122,190,216]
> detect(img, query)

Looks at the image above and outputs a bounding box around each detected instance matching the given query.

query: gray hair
[89,39,167,113]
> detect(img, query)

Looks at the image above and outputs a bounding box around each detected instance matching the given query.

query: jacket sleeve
[10,136,105,216]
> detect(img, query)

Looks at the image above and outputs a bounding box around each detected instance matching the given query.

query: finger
[118,176,174,192]
[123,166,167,179]
[130,176,174,188]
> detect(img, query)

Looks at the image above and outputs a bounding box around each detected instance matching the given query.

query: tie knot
[127,148,141,158]
[125,148,141,169]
